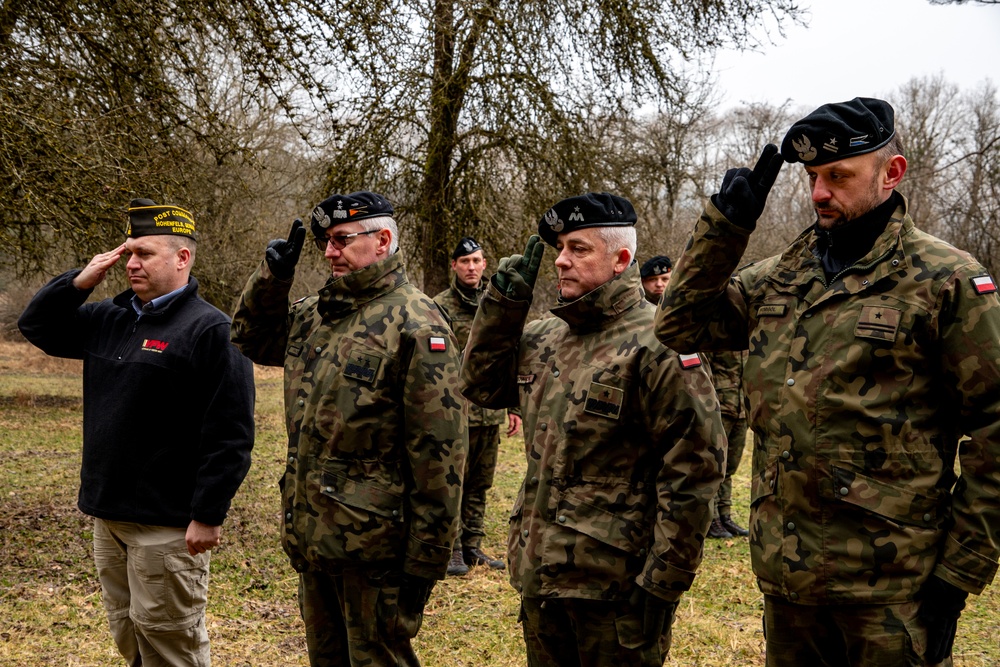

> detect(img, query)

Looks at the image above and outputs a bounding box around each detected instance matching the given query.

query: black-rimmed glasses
[314,229,380,251]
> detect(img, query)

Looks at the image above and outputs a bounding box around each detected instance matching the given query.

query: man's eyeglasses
[314,229,381,251]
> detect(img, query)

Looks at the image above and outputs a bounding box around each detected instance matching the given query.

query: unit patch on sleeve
[678,353,702,369]
[972,275,997,295]
[584,382,623,420]
[344,349,381,384]
[429,336,447,352]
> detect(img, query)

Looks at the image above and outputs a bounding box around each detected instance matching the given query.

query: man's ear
[883,154,907,190]
[176,246,192,270]
[613,248,631,275]
[375,228,393,255]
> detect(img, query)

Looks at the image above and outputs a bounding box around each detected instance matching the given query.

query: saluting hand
[72,243,127,291]
[495,234,545,301]
[265,218,306,280]
[712,143,784,230]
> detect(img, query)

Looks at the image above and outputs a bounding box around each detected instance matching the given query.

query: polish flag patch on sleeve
[678,353,702,368]
[429,336,448,352]
[972,275,997,295]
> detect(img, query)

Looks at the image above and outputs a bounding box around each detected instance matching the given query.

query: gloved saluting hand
[494,234,545,301]
[265,218,306,280]
[918,576,968,663]
[711,143,784,230]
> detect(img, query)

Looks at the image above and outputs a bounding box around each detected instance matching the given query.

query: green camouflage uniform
[462,263,725,664]
[231,252,466,666]
[702,349,748,520]
[655,196,1000,610]
[434,274,506,550]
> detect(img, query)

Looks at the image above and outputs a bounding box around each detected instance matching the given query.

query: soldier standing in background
[641,255,749,539]
[231,191,466,667]
[461,192,725,666]
[639,255,672,302]
[433,236,522,576]
[701,349,749,539]
[656,98,1000,666]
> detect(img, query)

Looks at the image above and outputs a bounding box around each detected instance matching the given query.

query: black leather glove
[494,234,545,301]
[711,143,784,230]
[918,576,968,663]
[264,218,306,280]
[629,587,676,644]
[397,573,435,617]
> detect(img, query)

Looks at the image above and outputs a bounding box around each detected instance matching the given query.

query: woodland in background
[1,1,998,332]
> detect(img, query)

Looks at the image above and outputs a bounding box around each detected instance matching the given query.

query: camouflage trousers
[712,413,748,517]
[763,594,952,667]
[456,424,501,548]
[298,566,423,667]
[519,596,670,667]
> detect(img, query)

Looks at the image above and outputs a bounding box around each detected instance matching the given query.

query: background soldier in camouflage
[701,349,749,539]
[655,98,1000,666]
[230,191,467,667]
[433,236,522,576]
[641,255,749,540]
[461,192,725,667]
[639,255,672,303]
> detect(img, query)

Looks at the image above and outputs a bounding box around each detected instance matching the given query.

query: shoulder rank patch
[429,336,447,352]
[584,381,623,420]
[678,353,702,369]
[344,349,380,384]
[972,275,997,295]
[756,304,787,317]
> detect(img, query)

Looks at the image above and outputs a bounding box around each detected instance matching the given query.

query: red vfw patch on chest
[141,339,169,353]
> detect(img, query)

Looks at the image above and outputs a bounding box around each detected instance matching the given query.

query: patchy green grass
[0,341,997,666]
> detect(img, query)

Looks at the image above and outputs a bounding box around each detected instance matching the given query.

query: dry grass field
[0,339,997,666]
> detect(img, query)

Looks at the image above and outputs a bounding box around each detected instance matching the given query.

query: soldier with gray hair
[656,97,1000,666]
[231,190,467,667]
[461,192,725,666]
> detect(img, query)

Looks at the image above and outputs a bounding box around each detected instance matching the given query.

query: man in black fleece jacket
[18,198,255,667]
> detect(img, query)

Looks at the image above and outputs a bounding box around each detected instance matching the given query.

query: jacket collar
[550,262,644,331]
[112,277,198,317]
[449,272,486,310]
[772,194,912,289]
[317,251,408,319]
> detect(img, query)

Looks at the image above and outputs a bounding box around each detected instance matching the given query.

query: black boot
[447,547,469,576]
[707,517,733,539]
[463,546,505,570]
[720,514,749,537]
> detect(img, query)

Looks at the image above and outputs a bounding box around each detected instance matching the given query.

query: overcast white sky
[712,0,1000,111]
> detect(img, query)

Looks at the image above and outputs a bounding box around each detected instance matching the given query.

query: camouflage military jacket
[231,252,467,580]
[462,263,725,602]
[655,196,1000,604]
[703,350,746,418]
[433,274,506,428]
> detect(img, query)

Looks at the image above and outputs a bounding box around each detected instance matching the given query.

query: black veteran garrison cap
[310,191,394,238]
[781,97,895,166]
[125,198,197,241]
[537,192,637,248]
[640,255,672,278]
[452,236,482,259]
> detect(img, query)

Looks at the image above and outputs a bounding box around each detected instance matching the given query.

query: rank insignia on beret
[972,275,997,295]
[429,336,447,352]
[678,353,702,369]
